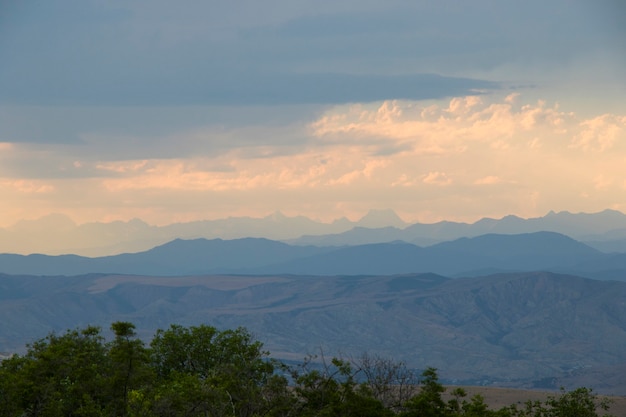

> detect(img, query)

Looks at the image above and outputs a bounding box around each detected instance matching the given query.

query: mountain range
[3,209,626,256]
[1,232,625,279]
[2,210,626,393]
[1,271,625,393]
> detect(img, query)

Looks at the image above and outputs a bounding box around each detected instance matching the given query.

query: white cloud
[310,96,574,163]
[0,179,55,194]
[593,175,612,190]
[570,114,626,152]
[422,171,452,186]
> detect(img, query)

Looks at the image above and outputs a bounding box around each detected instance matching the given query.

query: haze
[1,1,625,228]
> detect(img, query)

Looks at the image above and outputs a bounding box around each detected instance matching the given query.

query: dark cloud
[0,1,503,107]
[0,66,496,107]
[0,152,114,180]
[2,0,623,108]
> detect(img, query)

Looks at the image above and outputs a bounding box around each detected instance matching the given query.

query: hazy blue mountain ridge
[3,209,626,256]
[256,232,606,277]
[0,238,333,276]
[0,232,619,279]
[292,209,626,248]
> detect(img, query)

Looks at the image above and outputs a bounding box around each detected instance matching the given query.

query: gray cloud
[0,67,496,107]
[1,0,623,108]
[1,0,624,176]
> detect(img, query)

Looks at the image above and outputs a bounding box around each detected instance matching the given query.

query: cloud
[1,1,625,229]
[1,93,626,227]
[474,176,506,185]
[593,175,612,190]
[0,70,498,107]
[422,171,452,186]
[303,94,626,215]
[6,0,624,107]
[570,114,626,152]
[0,179,55,194]
[309,96,579,159]
[4,94,625,191]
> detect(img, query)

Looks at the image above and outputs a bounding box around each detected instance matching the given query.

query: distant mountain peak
[10,213,76,231]
[264,211,288,221]
[357,209,407,229]
[501,214,522,220]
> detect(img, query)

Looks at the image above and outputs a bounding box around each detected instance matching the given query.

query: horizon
[3,207,625,229]
[1,2,625,228]
[3,207,626,257]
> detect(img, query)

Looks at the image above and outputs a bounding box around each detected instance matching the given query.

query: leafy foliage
[0,322,615,417]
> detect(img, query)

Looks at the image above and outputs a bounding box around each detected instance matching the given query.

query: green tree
[108,322,151,417]
[506,387,614,417]
[401,367,447,417]
[289,355,391,417]
[546,387,613,417]
[0,353,28,416]
[0,321,617,417]
[145,324,282,417]
[0,326,109,417]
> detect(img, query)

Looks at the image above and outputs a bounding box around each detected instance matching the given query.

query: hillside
[1,271,625,392]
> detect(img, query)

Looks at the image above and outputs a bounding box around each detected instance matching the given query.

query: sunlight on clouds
[99,152,393,192]
[570,114,626,152]
[391,174,418,188]
[328,159,390,186]
[310,95,578,159]
[96,160,151,173]
[65,95,626,224]
[593,175,612,190]
[0,179,55,194]
[446,96,482,115]
[3,94,626,225]
[422,171,452,186]
[504,93,519,104]
[302,94,626,219]
[0,142,14,151]
[99,160,243,192]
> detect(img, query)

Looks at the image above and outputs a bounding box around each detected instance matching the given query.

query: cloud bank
[1,94,625,225]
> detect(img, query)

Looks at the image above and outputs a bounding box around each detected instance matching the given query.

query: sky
[1,0,625,227]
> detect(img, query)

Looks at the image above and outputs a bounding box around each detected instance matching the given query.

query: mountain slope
[1,271,625,392]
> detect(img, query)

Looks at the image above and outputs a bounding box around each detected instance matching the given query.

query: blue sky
[1,0,625,226]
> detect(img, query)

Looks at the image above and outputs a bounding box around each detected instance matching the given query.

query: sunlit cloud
[593,175,612,190]
[570,114,626,152]
[1,94,626,226]
[327,158,390,186]
[309,95,580,160]
[0,179,55,194]
[0,142,13,151]
[474,176,506,185]
[422,171,452,186]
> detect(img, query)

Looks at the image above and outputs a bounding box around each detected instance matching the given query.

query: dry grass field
[443,386,626,416]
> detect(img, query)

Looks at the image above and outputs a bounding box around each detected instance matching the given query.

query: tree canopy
[0,322,614,417]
